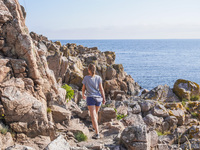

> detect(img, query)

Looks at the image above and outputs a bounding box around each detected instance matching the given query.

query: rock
[123,114,145,126]
[0,0,12,23]
[148,130,158,148]
[165,116,178,129]
[113,64,125,80]
[0,132,14,149]
[152,104,169,117]
[0,78,52,137]
[121,125,150,150]
[0,58,11,82]
[103,51,116,65]
[44,135,70,150]
[124,75,141,96]
[102,120,125,135]
[106,66,116,80]
[128,101,141,114]
[66,118,90,139]
[47,52,68,81]
[138,100,155,112]
[6,144,35,150]
[10,122,28,133]
[142,85,180,102]
[157,144,169,150]
[158,134,176,145]
[99,107,116,123]
[180,138,200,150]
[10,58,27,78]
[104,79,120,95]
[173,79,200,101]
[64,69,83,90]
[143,114,158,127]
[0,38,5,49]
[51,105,71,123]
[165,103,186,126]
[110,90,125,100]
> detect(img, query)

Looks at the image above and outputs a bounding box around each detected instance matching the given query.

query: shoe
[89,125,95,132]
[92,134,100,139]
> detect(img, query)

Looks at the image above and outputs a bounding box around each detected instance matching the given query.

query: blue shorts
[87,97,102,106]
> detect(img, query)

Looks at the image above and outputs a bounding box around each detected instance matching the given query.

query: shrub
[117,114,127,120]
[0,125,8,135]
[62,84,74,101]
[190,95,199,101]
[114,108,127,120]
[74,131,87,142]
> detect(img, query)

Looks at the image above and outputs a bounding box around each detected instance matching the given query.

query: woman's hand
[103,98,106,104]
[83,95,86,100]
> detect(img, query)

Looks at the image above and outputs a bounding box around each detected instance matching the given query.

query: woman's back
[82,75,102,97]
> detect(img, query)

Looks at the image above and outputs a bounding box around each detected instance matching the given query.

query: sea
[57,39,200,90]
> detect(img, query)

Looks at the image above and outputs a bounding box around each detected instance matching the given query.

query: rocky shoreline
[1,0,200,150]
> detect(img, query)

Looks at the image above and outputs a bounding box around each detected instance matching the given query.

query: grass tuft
[74,131,87,142]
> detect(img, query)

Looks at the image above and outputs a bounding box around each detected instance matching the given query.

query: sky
[18,0,200,40]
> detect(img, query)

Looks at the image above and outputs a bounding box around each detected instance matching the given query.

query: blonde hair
[88,63,96,76]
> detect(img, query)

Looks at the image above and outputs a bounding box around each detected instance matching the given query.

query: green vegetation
[62,84,74,101]
[0,125,8,135]
[181,99,189,107]
[114,108,127,120]
[191,112,199,118]
[190,95,199,101]
[47,107,52,113]
[156,131,171,136]
[116,114,127,120]
[74,131,88,142]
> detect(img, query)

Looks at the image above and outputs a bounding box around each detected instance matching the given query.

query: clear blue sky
[18,0,200,39]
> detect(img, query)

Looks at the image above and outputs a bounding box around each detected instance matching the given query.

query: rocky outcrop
[173,79,200,101]
[1,0,200,149]
[0,0,68,140]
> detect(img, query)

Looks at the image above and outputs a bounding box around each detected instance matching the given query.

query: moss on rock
[173,79,200,101]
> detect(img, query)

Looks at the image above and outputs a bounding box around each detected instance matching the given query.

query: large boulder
[44,135,70,150]
[47,52,68,81]
[99,107,116,123]
[121,125,158,150]
[123,114,145,126]
[51,105,71,123]
[173,79,200,101]
[0,78,52,137]
[0,132,14,149]
[142,85,180,102]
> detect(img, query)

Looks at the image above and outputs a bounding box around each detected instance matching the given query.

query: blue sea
[57,39,200,90]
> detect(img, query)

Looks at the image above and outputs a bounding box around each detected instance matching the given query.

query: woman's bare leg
[95,106,101,123]
[88,105,99,134]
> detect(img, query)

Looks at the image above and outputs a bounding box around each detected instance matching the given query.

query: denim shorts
[87,97,102,106]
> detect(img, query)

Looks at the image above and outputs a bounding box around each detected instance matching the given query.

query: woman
[82,63,106,139]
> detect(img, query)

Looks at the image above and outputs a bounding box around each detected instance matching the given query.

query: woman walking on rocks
[82,63,106,139]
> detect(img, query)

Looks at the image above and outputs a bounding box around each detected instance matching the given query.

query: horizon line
[50,38,200,41]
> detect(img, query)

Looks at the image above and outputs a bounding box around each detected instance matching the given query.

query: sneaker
[89,125,95,132]
[92,134,100,139]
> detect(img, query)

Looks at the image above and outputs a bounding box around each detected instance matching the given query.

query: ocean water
[58,39,200,90]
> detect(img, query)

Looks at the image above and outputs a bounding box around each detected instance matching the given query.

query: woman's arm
[99,83,106,104]
[82,84,86,100]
